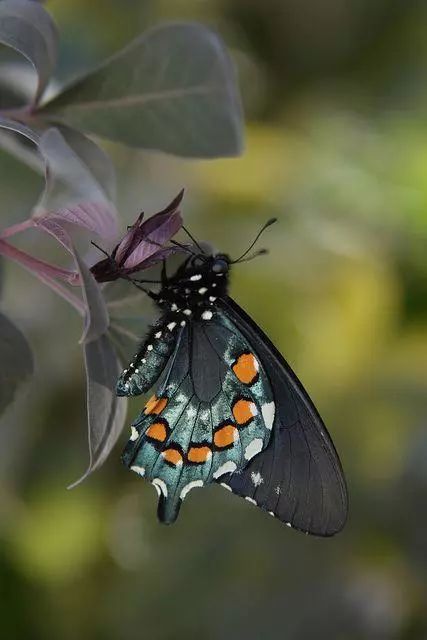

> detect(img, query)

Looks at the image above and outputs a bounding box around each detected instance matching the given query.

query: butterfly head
[211,254,230,274]
[186,252,231,275]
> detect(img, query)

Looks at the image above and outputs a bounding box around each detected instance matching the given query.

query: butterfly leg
[161,259,168,285]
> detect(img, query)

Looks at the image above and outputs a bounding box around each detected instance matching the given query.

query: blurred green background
[1,1,427,638]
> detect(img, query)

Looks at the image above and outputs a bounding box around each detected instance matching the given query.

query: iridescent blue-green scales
[117,256,275,523]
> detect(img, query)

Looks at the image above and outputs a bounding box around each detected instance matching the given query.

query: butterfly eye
[212,258,229,274]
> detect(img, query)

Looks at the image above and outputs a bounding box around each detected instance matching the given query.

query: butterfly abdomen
[117,323,177,396]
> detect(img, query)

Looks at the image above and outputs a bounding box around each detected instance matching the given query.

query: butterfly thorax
[156,254,230,318]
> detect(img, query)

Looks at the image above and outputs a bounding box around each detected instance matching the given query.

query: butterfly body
[118,253,348,535]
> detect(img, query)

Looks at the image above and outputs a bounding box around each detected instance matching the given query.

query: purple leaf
[91,191,185,283]
[35,218,109,343]
[35,128,118,240]
[0,236,77,284]
[120,190,184,269]
[42,202,117,240]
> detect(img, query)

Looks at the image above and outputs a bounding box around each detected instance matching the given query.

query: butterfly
[117,223,348,536]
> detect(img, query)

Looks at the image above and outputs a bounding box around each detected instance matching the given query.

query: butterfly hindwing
[121,315,275,523]
[215,297,348,536]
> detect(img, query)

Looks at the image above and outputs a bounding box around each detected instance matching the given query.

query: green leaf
[0,311,34,417]
[36,128,113,212]
[40,23,244,158]
[69,333,127,488]
[72,247,109,344]
[0,115,40,145]
[56,125,117,203]
[0,0,58,105]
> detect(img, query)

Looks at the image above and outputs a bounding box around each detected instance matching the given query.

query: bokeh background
[1,1,427,638]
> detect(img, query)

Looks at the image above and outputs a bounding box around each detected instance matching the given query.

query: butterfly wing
[216,297,348,536]
[121,317,276,524]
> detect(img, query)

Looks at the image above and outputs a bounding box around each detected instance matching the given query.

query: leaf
[0,115,40,145]
[40,23,244,158]
[115,189,184,269]
[35,128,118,240]
[0,0,58,105]
[0,311,34,417]
[56,125,117,203]
[72,246,109,344]
[39,129,114,209]
[68,333,127,488]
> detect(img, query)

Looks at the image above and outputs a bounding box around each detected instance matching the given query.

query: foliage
[0,0,243,481]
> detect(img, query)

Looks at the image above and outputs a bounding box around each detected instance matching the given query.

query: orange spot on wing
[188,445,212,463]
[214,424,238,449]
[144,395,168,415]
[146,421,167,442]
[162,448,183,466]
[232,353,259,385]
[232,398,257,425]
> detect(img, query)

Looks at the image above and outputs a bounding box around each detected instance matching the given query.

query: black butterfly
[117,225,348,536]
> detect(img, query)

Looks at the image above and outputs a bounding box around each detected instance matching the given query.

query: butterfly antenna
[181,225,206,254]
[91,241,111,259]
[169,238,207,260]
[234,248,268,264]
[231,218,277,264]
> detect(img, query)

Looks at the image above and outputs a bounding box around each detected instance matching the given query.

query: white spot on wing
[249,402,258,417]
[251,471,264,487]
[167,322,176,331]
[180,320,186,327]
[147,344,153,351]
[180,480,203,500]
[183,309,192,315]
[245,497,257,505]
[155,331,162,338]
[213,461,237,479]
[190,274,202,281]
[130,426,139,441]
[261,401,275,430]
[130,465,145,476]
[152,478,168,497]
[171,303,178,311]
[186,405,197,420]
[202,310,212,320]
[198,287,207,294]
[244,438,263,460]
